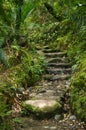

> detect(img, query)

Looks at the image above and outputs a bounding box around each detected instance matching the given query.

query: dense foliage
[0,0,45,129]
[0,0,86,129]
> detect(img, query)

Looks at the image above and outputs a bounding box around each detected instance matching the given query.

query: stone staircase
[19,46,85,130]
[43,49,71,82]
[22,46,72,117]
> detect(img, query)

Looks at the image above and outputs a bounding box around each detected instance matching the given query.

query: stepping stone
[46,68,71,74]
[33,94,61,101]
[48,63,71,68]
[44,52,66,58]
[47,57,69,63]
[44,74,70,81]
[43,49,59,53]
[22,100,61,116]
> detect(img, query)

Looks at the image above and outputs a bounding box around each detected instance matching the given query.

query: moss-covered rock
[22,99,61,117]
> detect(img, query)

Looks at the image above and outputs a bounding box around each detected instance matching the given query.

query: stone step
[43,49,59,53]
[47,57,69,63]
[44,52,66,58]
[47,63,71,68]
[46,68,71,75]
[43,45,50,49]
[44,74,70,81]
[32,94,61,101]
[43,46,50,50]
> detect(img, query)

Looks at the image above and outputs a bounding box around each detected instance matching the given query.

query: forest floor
[15,46,85,130]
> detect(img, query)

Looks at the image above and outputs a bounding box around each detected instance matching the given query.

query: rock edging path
[17,46,85,130]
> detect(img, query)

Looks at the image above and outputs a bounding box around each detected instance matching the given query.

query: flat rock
[54,114,62,121]
[44,74,70,81]
[34,94,61,101]
[46,68,71,74]
[47,57,68,63]
[69,115,77,121]
[44,52,66,58]
[22,99,61,116]
[48,63,71,68]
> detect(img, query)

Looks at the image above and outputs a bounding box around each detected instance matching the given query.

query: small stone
[69,115,76,121]
[17,87,24,93]
[54,114,62,121]
[50,126,57,129]
[29,92,36,97]
[44,126,49,129]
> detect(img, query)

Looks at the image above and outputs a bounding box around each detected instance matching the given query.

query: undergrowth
[70,53,86,121]
[0,45,46,129]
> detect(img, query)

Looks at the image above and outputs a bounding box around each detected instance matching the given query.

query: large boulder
[22,99,61,117]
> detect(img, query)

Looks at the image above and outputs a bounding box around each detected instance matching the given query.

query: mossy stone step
[43,74,70,81]
[47,57,69,63]
[43,49,60,53]
[46,68,71,75]
[44,52,67,58]
[48,63,71,68]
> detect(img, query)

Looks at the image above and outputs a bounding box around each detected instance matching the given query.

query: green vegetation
[70,53,86,121]
[0,0,86,129]
[0,0,45,129]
